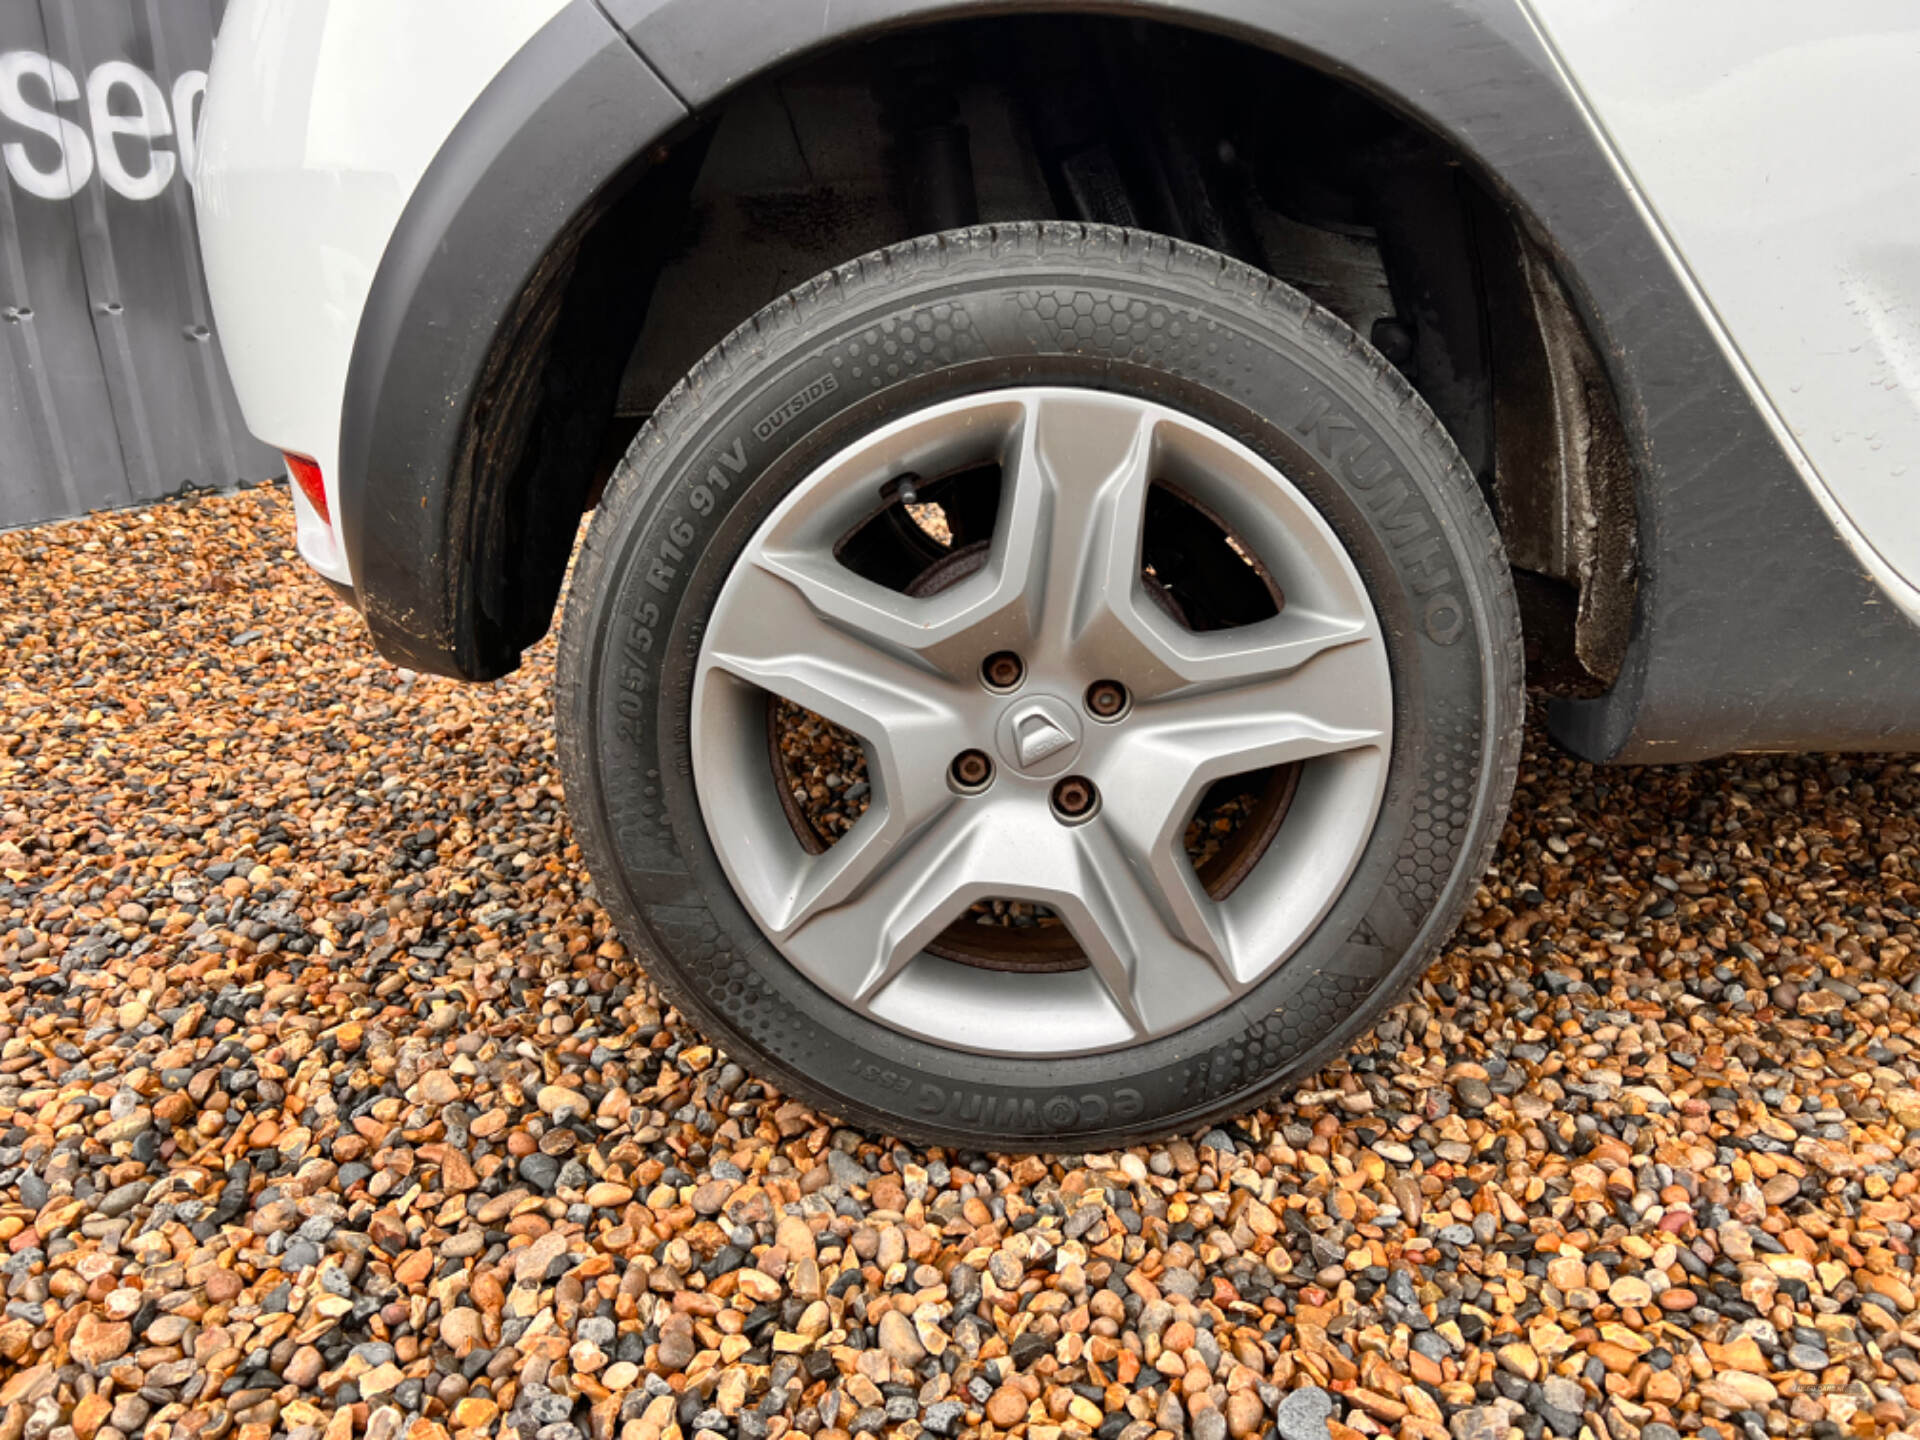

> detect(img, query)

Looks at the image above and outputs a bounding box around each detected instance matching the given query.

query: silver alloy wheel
[690,388,1392,1057]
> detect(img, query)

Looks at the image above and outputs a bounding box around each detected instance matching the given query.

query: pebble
[1450,1405,1512,1440]
[2,487,1919,1438]
[1275,1385,1334,1440]
[67,1314,129,1368]
[875,1308,927,1365]
[1607,1274,1652,1308]
[986,1386,1028,1427]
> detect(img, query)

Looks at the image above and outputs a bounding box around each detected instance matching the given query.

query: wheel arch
[339,0,1920,759]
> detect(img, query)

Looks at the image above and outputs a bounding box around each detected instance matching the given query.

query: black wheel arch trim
[338,0,1920,757]
[337,0,686,680]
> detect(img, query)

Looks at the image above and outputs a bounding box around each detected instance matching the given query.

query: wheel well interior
[480,13,1637,690]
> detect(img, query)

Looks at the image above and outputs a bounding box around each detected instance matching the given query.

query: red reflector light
[284,452,329,523]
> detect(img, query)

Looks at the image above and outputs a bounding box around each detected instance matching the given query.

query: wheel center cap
[995,695,1083,777]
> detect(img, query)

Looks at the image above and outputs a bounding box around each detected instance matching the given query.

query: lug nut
[982,651,1025,691]
[1085,679,1130,720]
[950,749,994,791]
[1051,775,1098,821]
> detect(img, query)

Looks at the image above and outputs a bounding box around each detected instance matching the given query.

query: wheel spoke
[706,558,966,741]
[1057,819,1236,1036]
[757,389,1165,677]
[1000,391,1379,699]
[784,804,989,1003]
[744,397,1066,678]
[783,797,1240,1039]
[1125,629,1391,774]
[1096,635,1390,982]
[1142,604,1374,690]
[702,558,971,941]
[998,390,1159,661]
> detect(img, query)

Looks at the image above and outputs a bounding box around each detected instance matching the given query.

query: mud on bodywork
[1481,205,1638,691]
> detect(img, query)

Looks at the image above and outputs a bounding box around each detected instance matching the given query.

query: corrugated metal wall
[0,0,279,531]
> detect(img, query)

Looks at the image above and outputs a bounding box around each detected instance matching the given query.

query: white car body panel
[1528,0,1920,607]
[194,0,567,583]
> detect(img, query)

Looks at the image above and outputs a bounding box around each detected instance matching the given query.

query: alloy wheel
[690,387,1393,1057]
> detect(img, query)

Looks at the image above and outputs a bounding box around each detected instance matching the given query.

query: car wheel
[556,222,1521,1147]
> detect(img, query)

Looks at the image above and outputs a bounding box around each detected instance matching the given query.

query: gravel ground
[4,485,1920,1440]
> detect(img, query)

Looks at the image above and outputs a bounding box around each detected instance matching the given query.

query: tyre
[557,223,1521,1148]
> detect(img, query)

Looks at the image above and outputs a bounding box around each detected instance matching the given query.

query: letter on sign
[87,60,174,200]
[0,50,93,200]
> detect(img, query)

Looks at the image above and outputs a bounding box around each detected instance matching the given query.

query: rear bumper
[194,0,573,589]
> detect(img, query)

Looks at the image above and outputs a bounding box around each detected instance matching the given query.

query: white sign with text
[1,49,203,201]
